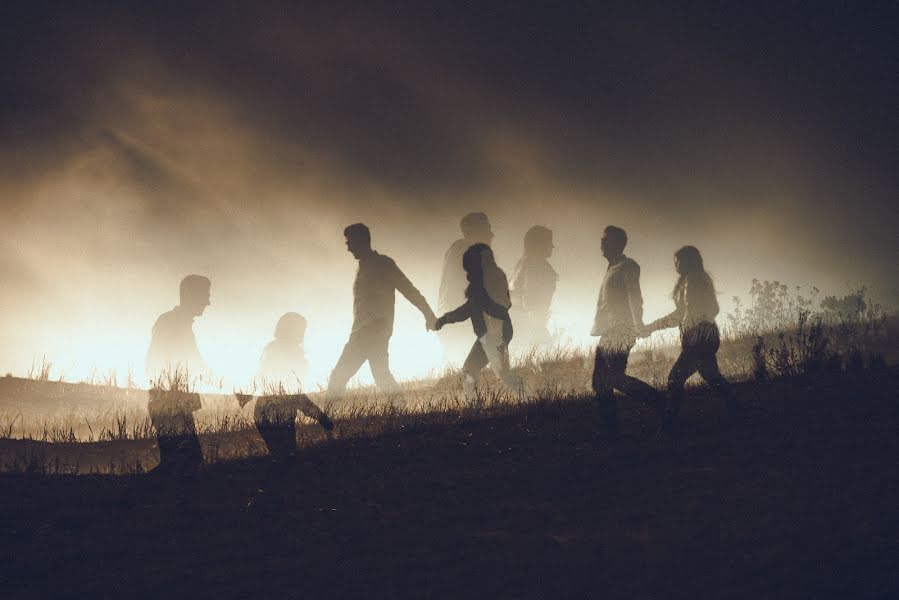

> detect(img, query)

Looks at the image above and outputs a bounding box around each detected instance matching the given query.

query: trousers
[328,326,397,396]
[461,319,527,400]
[666,323,737,419]
[592,330,657,431]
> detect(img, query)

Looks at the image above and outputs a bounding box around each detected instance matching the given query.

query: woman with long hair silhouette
[257,312,310,388]
[434,243,527,399]
[643,245,743,428]
[510,225,558,347]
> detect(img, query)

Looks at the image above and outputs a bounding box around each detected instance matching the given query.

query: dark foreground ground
[1,369,897,599]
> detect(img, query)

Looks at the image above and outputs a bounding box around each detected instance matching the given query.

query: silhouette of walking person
[641,246,742,429]
[145,275,211,474]
[327,223,437,397]
[437,212,494,364]
[253,393,333,463]
[434,243,528,400]
[590,226,658,438]
[251,312,332,461]
[510,225,558,348]
[146,275,211,381]
[257,312,309,388]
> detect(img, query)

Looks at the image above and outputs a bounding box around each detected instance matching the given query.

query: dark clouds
[5,2,895,201]
[2,1,896,252]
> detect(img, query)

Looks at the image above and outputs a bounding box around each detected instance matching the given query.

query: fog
[2,3,896,388]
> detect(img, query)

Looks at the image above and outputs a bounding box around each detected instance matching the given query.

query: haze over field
[2,3,896,387]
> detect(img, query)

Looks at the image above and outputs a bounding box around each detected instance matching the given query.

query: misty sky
[1,2,896,386]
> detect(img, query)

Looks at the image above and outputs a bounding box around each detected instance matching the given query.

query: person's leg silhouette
[328,330,370,396]
[368,332,399,393]
[461,340,489,400]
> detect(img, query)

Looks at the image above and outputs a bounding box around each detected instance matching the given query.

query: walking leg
[326,333,368,397]
[461,340,489,401]
[481,326,529,399]
[665,349,699,430]
[697,352,744,426]
[592,345,623,438]
[368,333,399,394]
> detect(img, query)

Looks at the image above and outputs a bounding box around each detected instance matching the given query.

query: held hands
[427,314,447,332]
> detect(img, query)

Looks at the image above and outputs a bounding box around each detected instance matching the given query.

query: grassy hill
[1,367,896,599]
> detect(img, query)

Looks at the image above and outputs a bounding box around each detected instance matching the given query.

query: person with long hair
[253,312,332,463]
[436,212,495,364]
[510,225,558,347]
[434,243,527,399]
[642,245,742,428]
[257,312,310,388]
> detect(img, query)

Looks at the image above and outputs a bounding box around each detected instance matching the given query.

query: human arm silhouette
[643,273,720,336]
[642,309,680,337]
[478,290,514,345]
[434,301,472,330]
[390,258,437,330]
[625,262,644,330]
[435,294,513,344]
[509,258,525,307]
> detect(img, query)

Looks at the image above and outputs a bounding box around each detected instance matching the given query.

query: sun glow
[14,308,449,394]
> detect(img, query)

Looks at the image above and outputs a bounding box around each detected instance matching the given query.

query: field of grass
[0,313,896,473]
[1,365,896,598]
[0,312,896,597]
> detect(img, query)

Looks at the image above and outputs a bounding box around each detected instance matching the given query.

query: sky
[1,2,896,388]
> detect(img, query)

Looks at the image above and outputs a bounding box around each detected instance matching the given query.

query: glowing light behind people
[0,78,892,386]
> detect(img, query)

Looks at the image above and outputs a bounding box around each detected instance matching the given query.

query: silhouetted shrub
[821,287,867,320]
[727,280,819,334]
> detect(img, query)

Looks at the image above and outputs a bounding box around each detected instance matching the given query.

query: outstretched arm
[391,260,437,326]
[482,296,511,321]
[435,301,472,329]
[645,309,680,334]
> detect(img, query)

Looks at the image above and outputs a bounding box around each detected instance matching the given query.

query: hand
[425,315,437,331]
[432,316,445,331]
[637,325,652,338]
